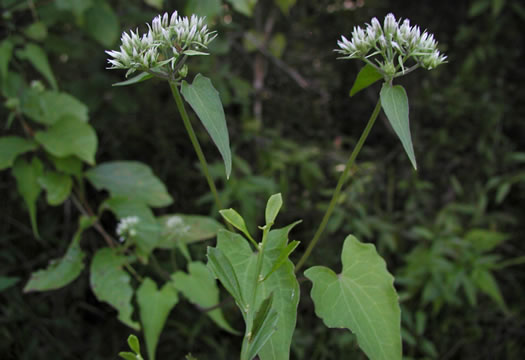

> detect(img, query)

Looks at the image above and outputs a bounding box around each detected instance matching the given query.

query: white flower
[383,13,399,37]
[116,216,140,242]
[335,13,447,80]
[166,215,183,228]
[106,11,217,78]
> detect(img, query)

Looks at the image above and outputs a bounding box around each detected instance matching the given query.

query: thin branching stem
[295,98,382,273]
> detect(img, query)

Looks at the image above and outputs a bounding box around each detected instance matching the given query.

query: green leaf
[183,50,210,56]
[0,136,37,170]
[265,193,283,226]
[465,229,507,252]
[274,0,296,15]
[247,295,279,360]
[35,116,97,165]
[112,72,153,87]
[350,64,383,97]
[472,268,507,313]
[21,90,89,125]
[104,197,161,258]
[172,261,239,334]
[207,246,245,308]
[157,214,223,249]
[137,278,178,360]
[0,39,14,81]
[90,248,140,330]
[12,157,43,238]
[225,0,257,16]
[16,43,58,90]
[127,334,141,355]
[144,0,163,10]
[181,73,232,178]
[0,276,20,292]
[211,223,300,360]
[304,235,402,360]
[380,83,417,170]
[263,240,299,281]
[50,155,83,176]
[86,161,172,207]
[23,219,91,292]
[119,352,139,360]
[24,22,48,41]
[83,2,119,47]
[219,208,255,243]
[38,171,72,206]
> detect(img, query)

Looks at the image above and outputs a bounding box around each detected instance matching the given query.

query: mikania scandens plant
[106,11,230,216]
[105,12,447,360]
[296,13,447,273]
[106,11,217,80]
[335,13,447,83]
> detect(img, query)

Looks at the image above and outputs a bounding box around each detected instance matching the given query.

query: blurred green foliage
[1,0,525,359]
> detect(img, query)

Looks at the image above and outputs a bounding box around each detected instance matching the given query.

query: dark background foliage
[1,0,525,359]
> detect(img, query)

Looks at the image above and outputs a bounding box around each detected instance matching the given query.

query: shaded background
[1,0,525,359]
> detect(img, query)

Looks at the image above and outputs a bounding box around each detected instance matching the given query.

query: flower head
[335,13,447,80]
[106,11,217,79]
[116,216,140,242]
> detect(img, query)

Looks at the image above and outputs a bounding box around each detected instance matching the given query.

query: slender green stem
[240,226,271,360]
[169,80,224,211]
[295,98,382,273]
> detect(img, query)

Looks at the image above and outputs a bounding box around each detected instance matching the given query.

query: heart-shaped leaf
[137,278,178,360]
[90,248,140,330]
[24,217,93,292]
[22,90,89,125]
[86,161,173,207]
[35,116,97,165]
[305,235,402,360]
[172,261,238,334]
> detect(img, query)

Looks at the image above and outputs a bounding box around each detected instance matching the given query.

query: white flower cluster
[166,216,190,234]
[336,13,447,79]
[106,11,217,78]
[116,216,140,242]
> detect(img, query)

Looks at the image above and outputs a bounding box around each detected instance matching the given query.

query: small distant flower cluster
[166,215,190,234]
[336,13,447,80]
[116,216,140,242]
[106,11,217,78]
